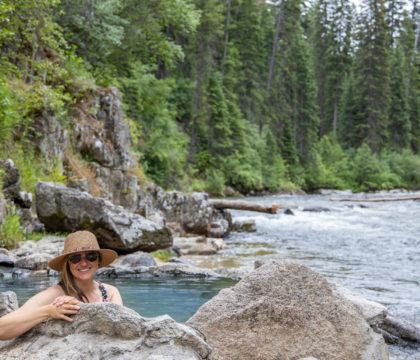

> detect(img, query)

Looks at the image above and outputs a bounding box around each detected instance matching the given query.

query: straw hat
[48,230,118,271]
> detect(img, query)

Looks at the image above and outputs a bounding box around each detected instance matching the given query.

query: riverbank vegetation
[1,0,420,195]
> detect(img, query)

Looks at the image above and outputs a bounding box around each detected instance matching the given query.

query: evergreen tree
[269,0,319,165]
[389,43,411,149]
[227,0,267,131]
[310,0,353,136]
[347,0,391,152]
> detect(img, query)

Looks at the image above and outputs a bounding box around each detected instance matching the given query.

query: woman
[0,230,122,340]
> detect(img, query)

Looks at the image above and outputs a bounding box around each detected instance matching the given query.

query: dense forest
[0,0,420,195]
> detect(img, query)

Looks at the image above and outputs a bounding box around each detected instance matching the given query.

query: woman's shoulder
[21,284,65,309]
[38,284,65,299]
[101,283,119,295]
[100,283,123,305]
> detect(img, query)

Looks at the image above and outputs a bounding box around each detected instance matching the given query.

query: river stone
[150,187,215,236]
[0,302,211,360]
[208,219,229,238]
[381,316,420,344]
[0,253,14,267]
[231,219,257,232]
[14,253,51,270]
[110,251,157,269]
[187,261,388,360]
[335,285,388,326]
[35,182,172,252]
[0,291,18,316]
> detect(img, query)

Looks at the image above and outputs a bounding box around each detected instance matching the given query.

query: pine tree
[347,0,391,152]
[389,43,411,149]
[270,0,319,165]
[227,0,267,131]
[310,0,353,136]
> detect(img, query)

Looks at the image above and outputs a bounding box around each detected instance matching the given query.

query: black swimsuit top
[98,283,109,302]
[57,281,109,302]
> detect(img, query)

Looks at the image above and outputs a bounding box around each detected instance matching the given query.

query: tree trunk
[210,199,282,213]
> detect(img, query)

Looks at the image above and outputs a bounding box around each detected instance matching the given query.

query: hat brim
[48,249,118,271]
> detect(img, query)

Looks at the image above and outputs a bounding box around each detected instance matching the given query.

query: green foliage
[151,249,177,262]
[382,150,420,189]
[8,146,66,193]
[389,44,411,149]
[120,63,188,189]
[350,144,401,191]
[2,0,420,197]
[305,135,351,190]
[260,130,291,191]
[0,211,23,250]
[0,77,19,147]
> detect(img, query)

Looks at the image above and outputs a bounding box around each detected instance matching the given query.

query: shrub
[0,211,23,249]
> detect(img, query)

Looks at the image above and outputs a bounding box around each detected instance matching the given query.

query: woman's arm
[0,287,80,340]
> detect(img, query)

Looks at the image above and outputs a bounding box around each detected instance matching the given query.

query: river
[1,190,419,359]
[189,190,420,359]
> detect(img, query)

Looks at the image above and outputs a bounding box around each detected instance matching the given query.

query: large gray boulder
[187,261,388,360]
[144,186,215,236]
[36,182,172,252]
[0,302,211,359]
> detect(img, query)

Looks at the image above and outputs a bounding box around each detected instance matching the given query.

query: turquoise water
[0,275,236,322]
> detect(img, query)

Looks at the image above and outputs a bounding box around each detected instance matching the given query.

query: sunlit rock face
[36,182,172,252]
[187,261,389,360]
[0,302,211,360]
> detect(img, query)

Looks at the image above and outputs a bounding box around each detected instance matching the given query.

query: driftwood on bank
[330,195,420,202]
[210,199,281,214]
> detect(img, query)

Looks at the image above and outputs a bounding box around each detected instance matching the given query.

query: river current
[190,190,420,359]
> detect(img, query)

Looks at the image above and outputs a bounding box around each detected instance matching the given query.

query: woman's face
[68,251,99,281]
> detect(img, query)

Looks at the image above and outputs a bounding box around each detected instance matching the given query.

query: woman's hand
[47,298,81,322]
[51,295,80,307]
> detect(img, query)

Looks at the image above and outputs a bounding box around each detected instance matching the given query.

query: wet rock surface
[0,302,211,360]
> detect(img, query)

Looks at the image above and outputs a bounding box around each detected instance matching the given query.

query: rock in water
[187,261,388,360]
[0,302,211,360]
[35,182,172,252]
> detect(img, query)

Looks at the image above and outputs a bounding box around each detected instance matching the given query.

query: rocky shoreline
[2,260,420,360]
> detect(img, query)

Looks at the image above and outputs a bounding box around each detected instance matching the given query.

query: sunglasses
[68,252,99,264]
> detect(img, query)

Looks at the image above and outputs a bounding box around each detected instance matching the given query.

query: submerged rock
[231,219,257,232]
[35,182,172,252]
[173,236,221,256]
[187,261,388,360]
[0,302,211,360]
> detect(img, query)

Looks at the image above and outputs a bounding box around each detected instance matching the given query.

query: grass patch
[150,249,176,262]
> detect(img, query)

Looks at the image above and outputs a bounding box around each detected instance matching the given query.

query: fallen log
[330,195,420,202]
[210,199,281,214]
